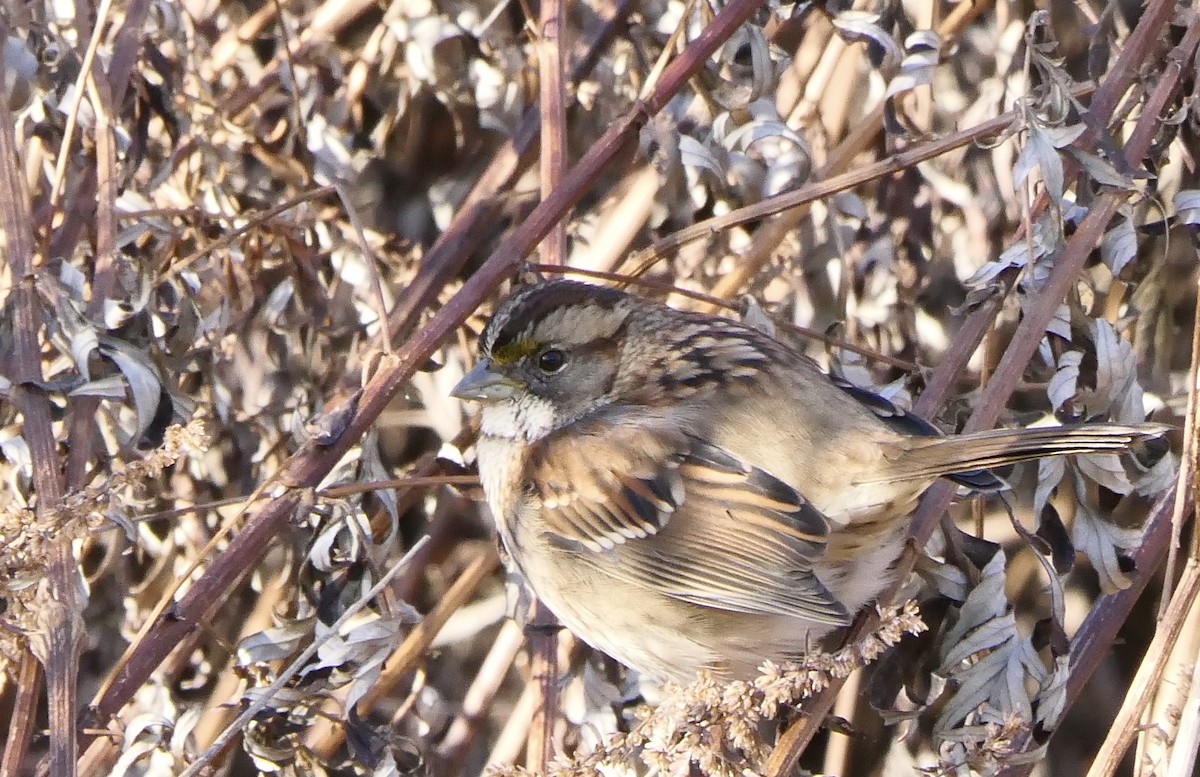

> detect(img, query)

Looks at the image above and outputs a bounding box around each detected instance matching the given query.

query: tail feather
[870,422,1169,487]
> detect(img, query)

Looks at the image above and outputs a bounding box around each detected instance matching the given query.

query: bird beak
[451,359,522,402]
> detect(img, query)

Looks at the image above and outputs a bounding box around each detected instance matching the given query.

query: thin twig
[1162,277,1200,610]
[307,544,500,758]
[334,180,395,353]
[45,0,114,211]
[767,0,1189,770]
[0,34,80,777]
[179,536,432,777]
[527,0,570,765]
[538,0,568,268]
[1086,561,1200,777]
[0,652,42,777]
[63,67,120,486]
[435,621,527,774]
[159,185,337,281]
[43,0,150,262]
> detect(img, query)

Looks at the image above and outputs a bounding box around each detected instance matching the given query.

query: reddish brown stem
[766,0,1188,771]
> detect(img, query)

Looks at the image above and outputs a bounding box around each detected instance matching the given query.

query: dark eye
[537,348,567,373]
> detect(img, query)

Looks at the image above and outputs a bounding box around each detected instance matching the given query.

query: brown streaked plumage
[452,280,1167,682]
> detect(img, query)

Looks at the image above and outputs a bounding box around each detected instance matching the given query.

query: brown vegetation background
[0,0,1198,775]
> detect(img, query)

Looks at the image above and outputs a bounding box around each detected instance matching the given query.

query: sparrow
[451,279,1165,682]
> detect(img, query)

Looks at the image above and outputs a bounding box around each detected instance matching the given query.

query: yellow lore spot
[491,338,539,365]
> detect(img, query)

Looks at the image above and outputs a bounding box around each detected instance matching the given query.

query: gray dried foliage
[0,0,1195,775]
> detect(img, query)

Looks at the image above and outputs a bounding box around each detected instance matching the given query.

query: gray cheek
[545,362,615,411]
[582,359,618,396]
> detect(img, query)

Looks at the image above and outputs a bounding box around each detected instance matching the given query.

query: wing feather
[830,375,1006,490]
[526,419,848,624]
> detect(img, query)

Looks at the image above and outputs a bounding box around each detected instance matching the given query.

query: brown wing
[523,416,687,552]
[827,375,1005,490]
[526,417,849,624]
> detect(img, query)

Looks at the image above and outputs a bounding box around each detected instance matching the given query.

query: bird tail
[871,422,1170,490]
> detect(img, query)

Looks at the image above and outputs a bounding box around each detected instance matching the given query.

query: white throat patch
[479,395,558,442]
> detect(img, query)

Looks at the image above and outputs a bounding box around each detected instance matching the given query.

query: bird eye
[537,348,567,373]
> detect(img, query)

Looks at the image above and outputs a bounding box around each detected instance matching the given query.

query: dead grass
[0,0,1197,775]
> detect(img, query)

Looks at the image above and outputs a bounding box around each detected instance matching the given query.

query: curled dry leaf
[0,0,1188,775]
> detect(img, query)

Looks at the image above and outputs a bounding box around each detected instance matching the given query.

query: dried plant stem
[62,70,118,481]
[180,537,431,777]
[1085,560,1200,777]
[206,0,287,76]
[583,164,661,272]
[306,0,378,41]
[696,0,994,303]
[435,621,527,774]
[1160,231,1200,606]
[118,474,482,527]
[308,544,500,758]
[45,0,113,210]
[1166,644,1200,777]
[910,0,936,133]
[637,0,701,101]
[526,604,561,772]
[821,669,862,775]
[1092,249,1200,777]
[489,677,538,767]
[520,0,573,766]
[325,475,482,497]
[1140,585,1200,776]
[13,258,81,771]
[191,569,292,749]
[343,0,404,108]
[538,0,568,268]
[0,40,81,777]
[767,1,1189,771]
[785,15,833,98]
[42,0,148,259]
[786,29,846,129]
[647,62,1039,286]
[334,179,394,352]
[0,652,42,777]
[817,43,864,142]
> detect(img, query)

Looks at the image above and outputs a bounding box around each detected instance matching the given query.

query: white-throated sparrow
[452,280,1165,682]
